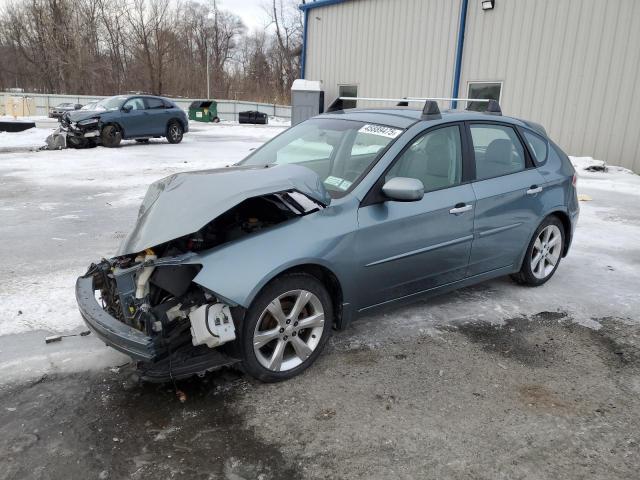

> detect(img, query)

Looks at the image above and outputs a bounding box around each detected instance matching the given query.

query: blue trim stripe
[300,8,309,78]
[299,0,353,11]
[451,0,469,109]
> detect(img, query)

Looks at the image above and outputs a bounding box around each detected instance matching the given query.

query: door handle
[449,203,473,215]
[527,185,543,195]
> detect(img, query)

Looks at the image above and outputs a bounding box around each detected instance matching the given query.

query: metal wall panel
[458,0,640,171]
[305,0,640,171]
[305,0,462,110]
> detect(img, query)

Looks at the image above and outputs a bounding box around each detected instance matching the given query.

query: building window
[339,85,357,109]
[467,82,502,111]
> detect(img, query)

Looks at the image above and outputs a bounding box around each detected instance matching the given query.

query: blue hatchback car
[76,98,579,382]
[62,94,189,148]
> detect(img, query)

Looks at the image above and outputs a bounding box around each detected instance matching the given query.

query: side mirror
[122,104,133,113]
[382,177,424,202]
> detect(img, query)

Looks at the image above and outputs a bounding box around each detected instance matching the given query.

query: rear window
[522,130,548,164]
[146,97,166,109]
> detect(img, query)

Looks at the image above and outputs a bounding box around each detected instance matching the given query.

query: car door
[467,122,547,276]
[144,97,170,136]
[119,97,146,138]
[355,123,476,309]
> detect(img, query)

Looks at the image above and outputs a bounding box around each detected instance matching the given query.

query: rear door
[355,123,476,309]
[467,122,546,276]
[144,97,170,136]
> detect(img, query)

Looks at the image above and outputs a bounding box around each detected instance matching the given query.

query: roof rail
[325,96,501,115]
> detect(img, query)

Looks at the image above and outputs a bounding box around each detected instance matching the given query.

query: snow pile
[570,156,639,197]
[0,127,53,150]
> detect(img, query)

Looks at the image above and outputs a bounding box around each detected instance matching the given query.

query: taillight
[572,173,577,187]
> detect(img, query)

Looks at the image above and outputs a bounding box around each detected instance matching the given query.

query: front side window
[338,84,358,109]
[471,124,525,180]
[123,97,144,111]
[95,95,128,111]
[467,82,502,112]
[240,118,402,198]
[522,130,548,164]
[386,125,462,192]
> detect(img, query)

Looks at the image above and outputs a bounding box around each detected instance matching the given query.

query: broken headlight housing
[77,117,100,127]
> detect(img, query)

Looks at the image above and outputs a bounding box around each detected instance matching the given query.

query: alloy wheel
[530,225,562,279]
[169,124,182,141]
[253,289,325,372]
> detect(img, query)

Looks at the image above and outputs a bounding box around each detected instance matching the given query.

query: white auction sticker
[324,176,344,187]
[358,124,402,139]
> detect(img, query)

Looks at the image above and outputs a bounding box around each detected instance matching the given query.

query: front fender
[185,199,359,309]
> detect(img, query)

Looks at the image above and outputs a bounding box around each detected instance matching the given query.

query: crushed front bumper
[75,273,240,382]
[75,275,157,362]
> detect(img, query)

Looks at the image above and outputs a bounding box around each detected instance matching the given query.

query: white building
[299,0,640,173]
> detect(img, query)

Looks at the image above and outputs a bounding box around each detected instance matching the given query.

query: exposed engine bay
[80,190,324,380]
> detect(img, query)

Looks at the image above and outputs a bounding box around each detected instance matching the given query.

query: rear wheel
[166,120,183,144]
[511,216,565,286]
[101,124,122,148]
[241,273,332,382]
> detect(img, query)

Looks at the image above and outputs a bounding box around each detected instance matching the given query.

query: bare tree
[0,0,304,102]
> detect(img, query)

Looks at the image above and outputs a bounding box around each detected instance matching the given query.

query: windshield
[240,118,403,197]
[95,95,128,111]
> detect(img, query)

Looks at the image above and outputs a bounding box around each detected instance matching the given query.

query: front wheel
[101,124,122,148]
[241,273,332,382]
[166,120,183,144]
[511,216,565,286]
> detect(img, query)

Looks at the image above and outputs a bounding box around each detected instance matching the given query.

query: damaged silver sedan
[76,106,578,382]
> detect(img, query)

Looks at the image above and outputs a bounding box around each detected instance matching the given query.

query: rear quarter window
[522,129,548,165]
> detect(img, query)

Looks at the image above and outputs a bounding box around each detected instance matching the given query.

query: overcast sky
[218,0,272,31]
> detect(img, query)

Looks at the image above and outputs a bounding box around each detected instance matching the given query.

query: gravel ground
[1,126,639,479]
[1,312,639,480]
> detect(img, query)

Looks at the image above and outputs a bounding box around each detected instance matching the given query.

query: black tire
[240,273,333,382]
[511,215,565,286]
[66,136,97,149]
[166,120,183,144]
[101,124,122,148]
[135,138,150,144]
[212,116,220,123]
[66,135,87,149]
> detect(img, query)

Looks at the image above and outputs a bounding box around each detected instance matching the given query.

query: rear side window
[522,130,548,164]
[145,97,165,109]
[470,124,525,180]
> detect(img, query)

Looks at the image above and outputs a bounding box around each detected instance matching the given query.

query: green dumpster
[188,100,220,123]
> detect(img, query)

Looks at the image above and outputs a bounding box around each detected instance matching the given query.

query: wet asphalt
[1,312,639,480]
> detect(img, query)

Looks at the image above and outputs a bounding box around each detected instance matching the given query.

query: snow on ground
[0,123,286,194]
[0,127,55,151]
[0,124,286,337]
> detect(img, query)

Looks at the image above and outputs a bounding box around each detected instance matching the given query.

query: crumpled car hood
[64,110,103,122]
[117,163,331,255]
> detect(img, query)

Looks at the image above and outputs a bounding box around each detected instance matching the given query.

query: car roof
[318,108,531,130]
